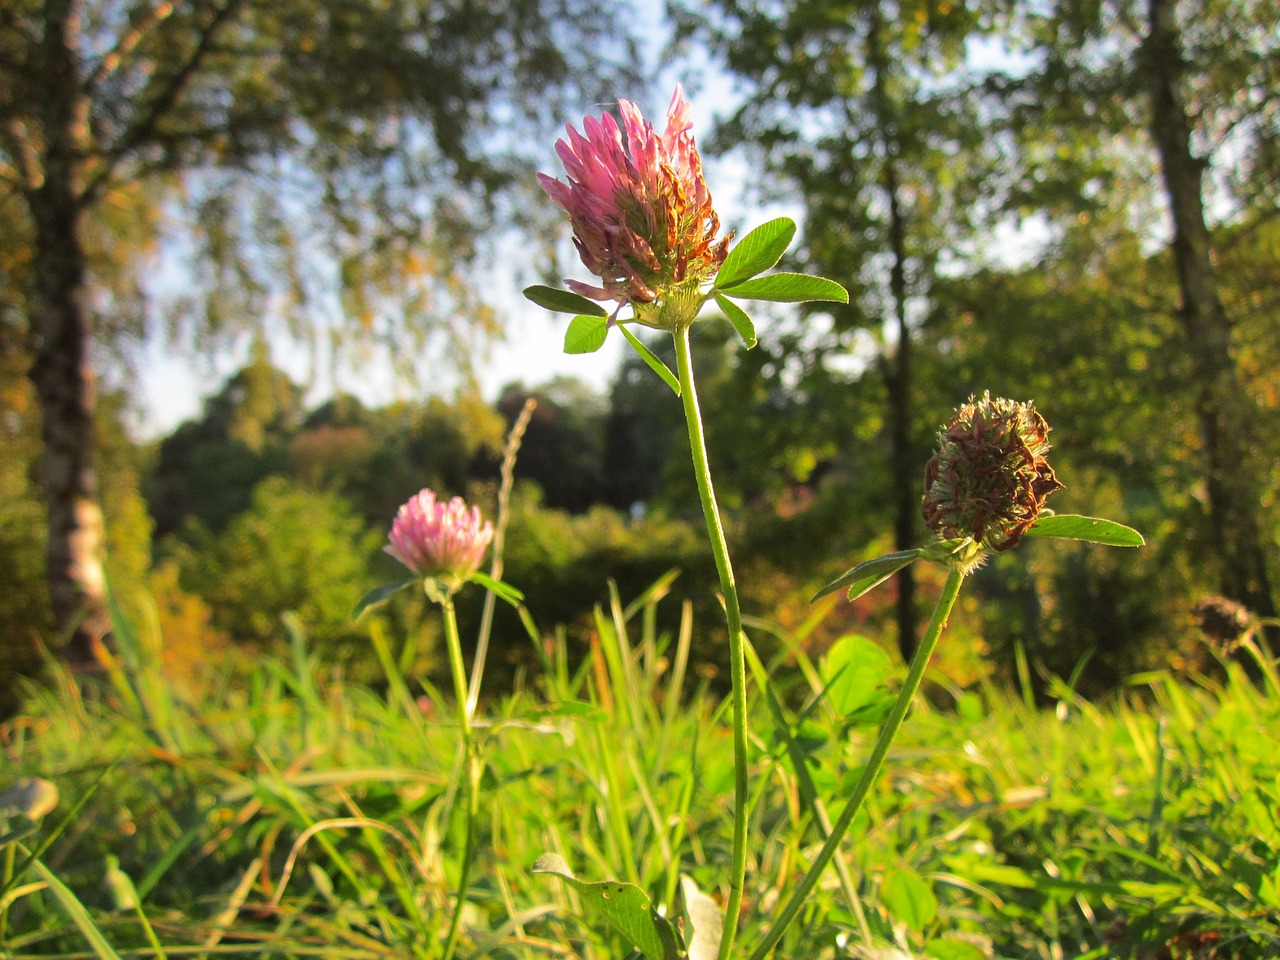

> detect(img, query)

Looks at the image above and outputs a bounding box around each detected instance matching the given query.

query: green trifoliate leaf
[714,217,796,288]
[811,549,923,603]
[532,854,683,960]
[619,324,680,394]
[881,868,938,932]
[714,293,758,348]
[523,285,608,317]
[468,572,524,605]
[352,577,418,620]
[564,314,610,354]
[822,635,895,721]
[1025,514,1145,547]
[717,272,849,304]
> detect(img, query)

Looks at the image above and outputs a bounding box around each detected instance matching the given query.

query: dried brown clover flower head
[922,393,1064,552]
[1191,594,1252,651]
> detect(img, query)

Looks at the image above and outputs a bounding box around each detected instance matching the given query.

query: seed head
[1191,594,1252,652]
[922,394,1063,554]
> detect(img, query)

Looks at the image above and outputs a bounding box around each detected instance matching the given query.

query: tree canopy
[0,0,643,659]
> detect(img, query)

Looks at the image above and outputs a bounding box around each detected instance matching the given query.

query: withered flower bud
[922,393,1064,554]
[1191,594,1252,652]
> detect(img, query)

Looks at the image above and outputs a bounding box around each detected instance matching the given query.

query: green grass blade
[28,856,125,960]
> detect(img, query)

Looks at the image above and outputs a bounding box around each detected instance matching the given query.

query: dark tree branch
[84,0,179,95]
[82,0,246,205]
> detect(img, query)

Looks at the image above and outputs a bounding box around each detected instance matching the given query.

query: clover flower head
[386,490,493,587]
[922,393,1064,554]
[538,85,731,322]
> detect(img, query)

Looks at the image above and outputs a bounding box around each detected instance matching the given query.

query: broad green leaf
[713,217,796,288]
[523,285,608,317]
[821,635,894,720]
[619,324,680,394]
[811,549,923,603]
[564,314,610,354]
[925,938,990,960]
[1258,866,1280,908]
[1025,514,1144,547]
[469,572,524,605]
[714,293,758,348]
[717,272,849,304]
[679,875,723,960]
[352,577,418,619]
[532,854,682,960]
[949,860,1037,889]
[880,868,937,932]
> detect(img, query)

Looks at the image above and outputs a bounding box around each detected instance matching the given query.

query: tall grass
[2,589,1276,959]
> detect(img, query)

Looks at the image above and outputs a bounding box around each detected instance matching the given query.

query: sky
[130,1,745,439]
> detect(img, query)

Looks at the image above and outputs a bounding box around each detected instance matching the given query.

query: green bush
[172,476,381,659]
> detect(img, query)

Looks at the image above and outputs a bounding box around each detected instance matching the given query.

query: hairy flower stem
[439,593,481,960]
[748,568,966,960]
[673,325,750,960]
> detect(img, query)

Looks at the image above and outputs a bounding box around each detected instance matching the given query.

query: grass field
[2,578,1277,959]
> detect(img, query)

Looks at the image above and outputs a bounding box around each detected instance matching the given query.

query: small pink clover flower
[386,490,493,586]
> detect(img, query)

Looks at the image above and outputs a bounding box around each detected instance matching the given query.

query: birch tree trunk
[24,0,109,665]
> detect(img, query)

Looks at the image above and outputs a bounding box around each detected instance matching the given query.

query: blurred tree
[0,0,641,663]
[673,0,996,659]
[603,333,685,511]
[147,342,301,538]
[340,391,506,526]
[1143,0,1277,619]
[492,377,609,513]
[172,475,379,655]
[0,361,152,711]
[918,219,1200,682]
[991,0,1279,619]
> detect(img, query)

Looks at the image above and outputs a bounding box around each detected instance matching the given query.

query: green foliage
[491,380,609,514]
[147,349,302,538]
[491,490,717,674]
[172,476,380,656]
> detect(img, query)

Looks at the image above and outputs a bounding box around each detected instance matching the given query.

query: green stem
[747,567,966,960]
[439,593,480,960]
[673,325,750,960]
[1,841,14,939]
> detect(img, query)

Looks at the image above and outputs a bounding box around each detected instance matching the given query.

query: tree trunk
[25,0,110,666]
[868,6,919,661]
[884,160,919,663]
[1145,0,1276,618]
